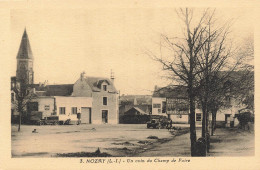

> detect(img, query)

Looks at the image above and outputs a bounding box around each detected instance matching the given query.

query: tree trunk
[201,101,209,154]
[18,100,22,132]
[211,110,217,136]
[202,101,206,138]
[189,92,197,156]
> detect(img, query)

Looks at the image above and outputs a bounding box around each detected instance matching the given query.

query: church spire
[16,28,34,85]
[16,28,33,59]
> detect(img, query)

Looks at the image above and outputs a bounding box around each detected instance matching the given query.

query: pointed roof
[16,28,33,59]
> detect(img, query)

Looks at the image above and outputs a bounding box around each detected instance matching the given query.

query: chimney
[110,69,115,83]
[80,71,86,81]
[154,85,158,92]
[134,97,138,105]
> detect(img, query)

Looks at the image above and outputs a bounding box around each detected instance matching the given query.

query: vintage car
[147,116,171,129]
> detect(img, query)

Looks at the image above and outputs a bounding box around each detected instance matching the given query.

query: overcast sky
[10,8,254,95]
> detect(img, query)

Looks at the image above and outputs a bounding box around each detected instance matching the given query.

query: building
[11,29,119,124]
[124,107,147,116]
[152,85,202,124]
[152,75,252,126]
[119,95,152,123]
[72,73,119,124]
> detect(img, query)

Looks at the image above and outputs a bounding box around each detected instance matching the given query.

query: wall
[72,79,119,124]
[72,79,92,97]
[55,96,92,121]
[91,91,119,124]
[169,114,189,124]
[31,97,55,118]
[152,97,167,116]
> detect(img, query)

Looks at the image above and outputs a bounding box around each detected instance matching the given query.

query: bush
[236,112,254,130]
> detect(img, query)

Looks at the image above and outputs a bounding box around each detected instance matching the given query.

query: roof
[16,29,33,59]
[125,106,147,115]
[34,84,74,96]
[84,77,117,93]
[120,95,152,105]
[153,85,188,99]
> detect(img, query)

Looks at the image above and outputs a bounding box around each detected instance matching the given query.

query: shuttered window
[59,107,66,115]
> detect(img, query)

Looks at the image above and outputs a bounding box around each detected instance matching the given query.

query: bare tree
[12,78,34,132]
[149,8,245,156]
[194,10,236,143]
[148,8,216,156]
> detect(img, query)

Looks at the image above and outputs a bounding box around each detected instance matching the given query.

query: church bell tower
[16,28,34,86]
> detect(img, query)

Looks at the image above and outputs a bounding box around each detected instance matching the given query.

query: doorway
[102,110,108,123]
[81,107,91,124]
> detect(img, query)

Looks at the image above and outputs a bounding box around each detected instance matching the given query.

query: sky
[9,7,254,95]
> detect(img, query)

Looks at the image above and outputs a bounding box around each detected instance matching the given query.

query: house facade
[72,74,119,124]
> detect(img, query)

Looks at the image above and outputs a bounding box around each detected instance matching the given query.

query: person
[169,119,173,130]
[77,112,81,125]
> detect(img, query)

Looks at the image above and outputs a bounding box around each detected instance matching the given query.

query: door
[102,110,108,123]
[225,114,231,123]
[81,107,91,124]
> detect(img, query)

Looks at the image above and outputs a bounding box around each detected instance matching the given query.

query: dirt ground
[11,124,254,157]
[208,128,255,156]
[135,127,254,157]
[11,124,178,157]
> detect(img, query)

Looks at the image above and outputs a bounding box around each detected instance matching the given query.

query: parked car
[147,116,170,129]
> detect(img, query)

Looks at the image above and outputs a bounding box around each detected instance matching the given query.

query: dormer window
[103,85,107,91]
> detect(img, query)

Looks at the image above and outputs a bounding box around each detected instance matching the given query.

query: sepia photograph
[0,0,259,169]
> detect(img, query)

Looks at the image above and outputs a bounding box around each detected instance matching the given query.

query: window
[27,102,38,112]
[196,113,202,121]
[103,97,107,105]
[103,85,107,91]
[153,104,161,108]
[44,105,50,110]
[11,93,14,102]
[59,107,66,115]
[162,101,166,113]
[71,107,77,114]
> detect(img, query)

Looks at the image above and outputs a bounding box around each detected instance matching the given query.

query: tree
[234,35,254,110]
[11,79,34,132]
[207,35,254,135]
[149,8,217,156]
[149,8,245,156]
[194,10,236,141]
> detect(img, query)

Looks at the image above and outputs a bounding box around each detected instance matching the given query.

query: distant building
[152,85,201,124]
[11,29,119,124]
[152,74,252,126]
[124,107,147,116]
[119,95,152,123]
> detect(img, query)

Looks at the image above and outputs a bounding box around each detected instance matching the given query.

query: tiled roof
[34,84,73,96]
[45,84,74,96]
